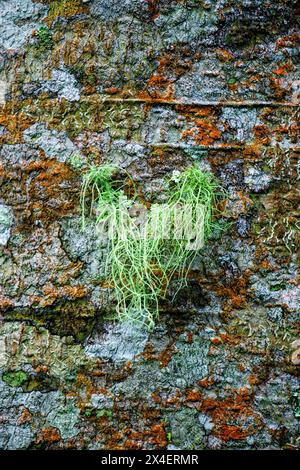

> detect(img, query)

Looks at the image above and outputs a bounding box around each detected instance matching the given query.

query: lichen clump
[46,0,88,25]
[81,164,223,328]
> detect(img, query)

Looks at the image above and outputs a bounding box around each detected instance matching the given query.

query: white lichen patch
[0,204,13,246]
[23,123,81,163]
[41,68,81,102]
[0,80,7,104]
[0,0,48,51]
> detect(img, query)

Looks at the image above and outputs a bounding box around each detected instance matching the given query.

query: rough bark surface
[0,0,299,449]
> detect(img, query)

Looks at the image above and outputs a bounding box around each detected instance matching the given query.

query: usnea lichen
[81,164,224,328]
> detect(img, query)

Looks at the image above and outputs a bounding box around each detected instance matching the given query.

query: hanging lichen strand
[80,164,223,328]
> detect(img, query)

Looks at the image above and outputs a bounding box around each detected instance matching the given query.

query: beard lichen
[80,163,224,329]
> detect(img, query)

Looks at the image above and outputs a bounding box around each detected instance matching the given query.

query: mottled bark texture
[0,0,299,450]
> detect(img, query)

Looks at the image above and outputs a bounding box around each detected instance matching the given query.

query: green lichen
[86,74,97,86]
[84,408,113,419]
[2,370,28,388]
[293,392,300,418]
[36,26,53,52]
[227,78,237,85]
[68,154,86,171]
[270,283,287,292]
[96,409,113,419]
[47,0,87,25]
[2,369,59,392]
[81,164,224,328]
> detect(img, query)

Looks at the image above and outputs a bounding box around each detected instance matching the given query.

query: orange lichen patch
[124,422,167,449]
[208,345,219,356]
[216,48,234,63]
[0,157,79,229]
[146,423,167,447]
[69,371,96,407]
[227,82,238,92]
[35,365,49,374]
[164,389,182,407]
[124,361,133,373]
[213,272,251,310]
[210,336,222,345]
[57,261,84,285]
[287,123,299,141]
[176,104,212,118]
[165,397,179,406]
[35,427,61,444]
[272,66,288,76]
[182,119,221,146]
[65,389,77,399]
[137,46,193,102]
[288,276,300,286]
[123,439,143,450]
[17,408,32,425]
[268,76,288,101]
[239,387,252,399]
[142,342,156,361]
[147,74,170,88]
[246,73,262,85]
[147,0,160,20]
[259,259,274,270]
[244,142,263,161]
[0,107,33,142]
[186,390,202,402]
[216,424,250,441]
[219,332,239,344]
[104,87,120,95]
[0,295,14,309]
[140,408,161,420]
[26,159,73,181]
[39,284,87,307]
[101,431,123,450]
[186,331,193,344]
[199,377,214,388]
[158,342,177,368]
[273,125,295,142]
[248,374,260,385]
[177,104,221,146]
[138,75,174,101]
[43,285,87,298]
[253,124,271,145]
[253,243,272,266]
[276,33,300,49]
[199,392,262,443]
[156,48,194,78]
[260,106,275,120]
[193,271,248,320]
[252,124,269,136]
[223,289,246,309]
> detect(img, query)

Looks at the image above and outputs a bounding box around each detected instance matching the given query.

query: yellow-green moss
[46,0,88,26]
